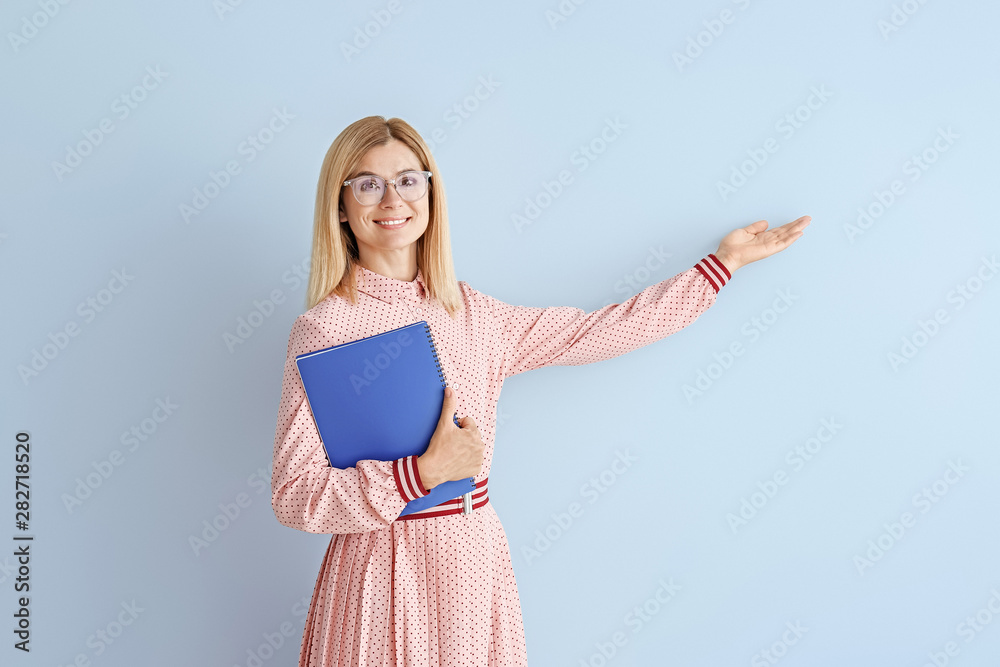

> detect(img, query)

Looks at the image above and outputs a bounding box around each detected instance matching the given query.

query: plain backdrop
[3,1,999,665]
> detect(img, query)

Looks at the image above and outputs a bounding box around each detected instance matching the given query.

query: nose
[379,182,406,208]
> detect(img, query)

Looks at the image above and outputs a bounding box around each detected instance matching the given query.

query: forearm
[271,455,429,534]
[271,359,431,533]
[494,254,731,376]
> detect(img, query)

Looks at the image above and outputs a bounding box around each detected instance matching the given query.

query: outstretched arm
[489,215,810,378]
[486,254,729,378]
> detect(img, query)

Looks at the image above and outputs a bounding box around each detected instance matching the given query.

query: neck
[357,252,418,282]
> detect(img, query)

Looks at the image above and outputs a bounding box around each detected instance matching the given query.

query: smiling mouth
[373,217,410,228]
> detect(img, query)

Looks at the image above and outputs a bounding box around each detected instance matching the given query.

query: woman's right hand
[416,387,485,490]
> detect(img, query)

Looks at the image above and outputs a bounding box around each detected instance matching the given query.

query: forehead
[353,139,421,178]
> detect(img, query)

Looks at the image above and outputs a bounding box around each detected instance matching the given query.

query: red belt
[395,478,489,521]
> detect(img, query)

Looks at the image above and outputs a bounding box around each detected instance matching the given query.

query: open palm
[715,216,811,273]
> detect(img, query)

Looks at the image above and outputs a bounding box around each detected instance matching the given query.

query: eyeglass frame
[341,169,433,205]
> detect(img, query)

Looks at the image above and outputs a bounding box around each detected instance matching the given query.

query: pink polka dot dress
[271,254,731,666]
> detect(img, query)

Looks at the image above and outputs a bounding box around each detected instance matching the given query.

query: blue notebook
[294,320,475,516]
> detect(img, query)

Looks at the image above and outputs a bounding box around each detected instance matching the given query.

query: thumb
[439,386,458,424]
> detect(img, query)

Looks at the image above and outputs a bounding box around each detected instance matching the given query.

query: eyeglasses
[342,170,432,206]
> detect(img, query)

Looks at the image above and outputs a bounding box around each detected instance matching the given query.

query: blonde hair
[305,116,464,318]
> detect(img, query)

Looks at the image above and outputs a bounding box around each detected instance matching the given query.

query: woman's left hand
[714,215,811,274]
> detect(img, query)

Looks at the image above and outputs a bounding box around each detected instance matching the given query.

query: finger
[771,230,805,250]
[464,419,483,440]
[440,386,458,424]
[783,216,811,230]
[766,228,801,247]
[769,219,809,238]
[767,225,799,241]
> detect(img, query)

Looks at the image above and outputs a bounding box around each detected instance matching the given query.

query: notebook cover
[294,320,475,516]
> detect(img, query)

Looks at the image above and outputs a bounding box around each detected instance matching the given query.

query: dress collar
[354,262,427,303]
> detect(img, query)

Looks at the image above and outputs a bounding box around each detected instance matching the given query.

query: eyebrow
[352,168,419,179]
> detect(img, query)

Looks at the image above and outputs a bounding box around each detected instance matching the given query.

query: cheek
[416,207,431,228]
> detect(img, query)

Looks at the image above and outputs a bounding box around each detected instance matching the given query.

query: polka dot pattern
[272,255,728,666]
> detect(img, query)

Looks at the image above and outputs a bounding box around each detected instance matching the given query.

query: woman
[271,115,810,666]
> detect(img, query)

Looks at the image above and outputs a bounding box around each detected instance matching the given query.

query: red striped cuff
[393,455,430,502]
[695,254,732,292]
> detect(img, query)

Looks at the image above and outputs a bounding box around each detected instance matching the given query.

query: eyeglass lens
[353,171,428,205]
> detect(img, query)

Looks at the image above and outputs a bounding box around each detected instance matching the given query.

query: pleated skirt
[297,502,527,666]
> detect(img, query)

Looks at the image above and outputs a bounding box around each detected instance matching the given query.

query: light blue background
[3,1,999,665]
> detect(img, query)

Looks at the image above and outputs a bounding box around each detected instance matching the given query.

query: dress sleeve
[271,313,432,534]
[491,254,731,378]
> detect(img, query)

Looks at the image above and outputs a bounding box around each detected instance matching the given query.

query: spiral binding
[418,320,461,431]
[416,321,472,514]
[419,320,448,390]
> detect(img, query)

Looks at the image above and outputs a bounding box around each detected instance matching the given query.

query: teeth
[374,218,408,226]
